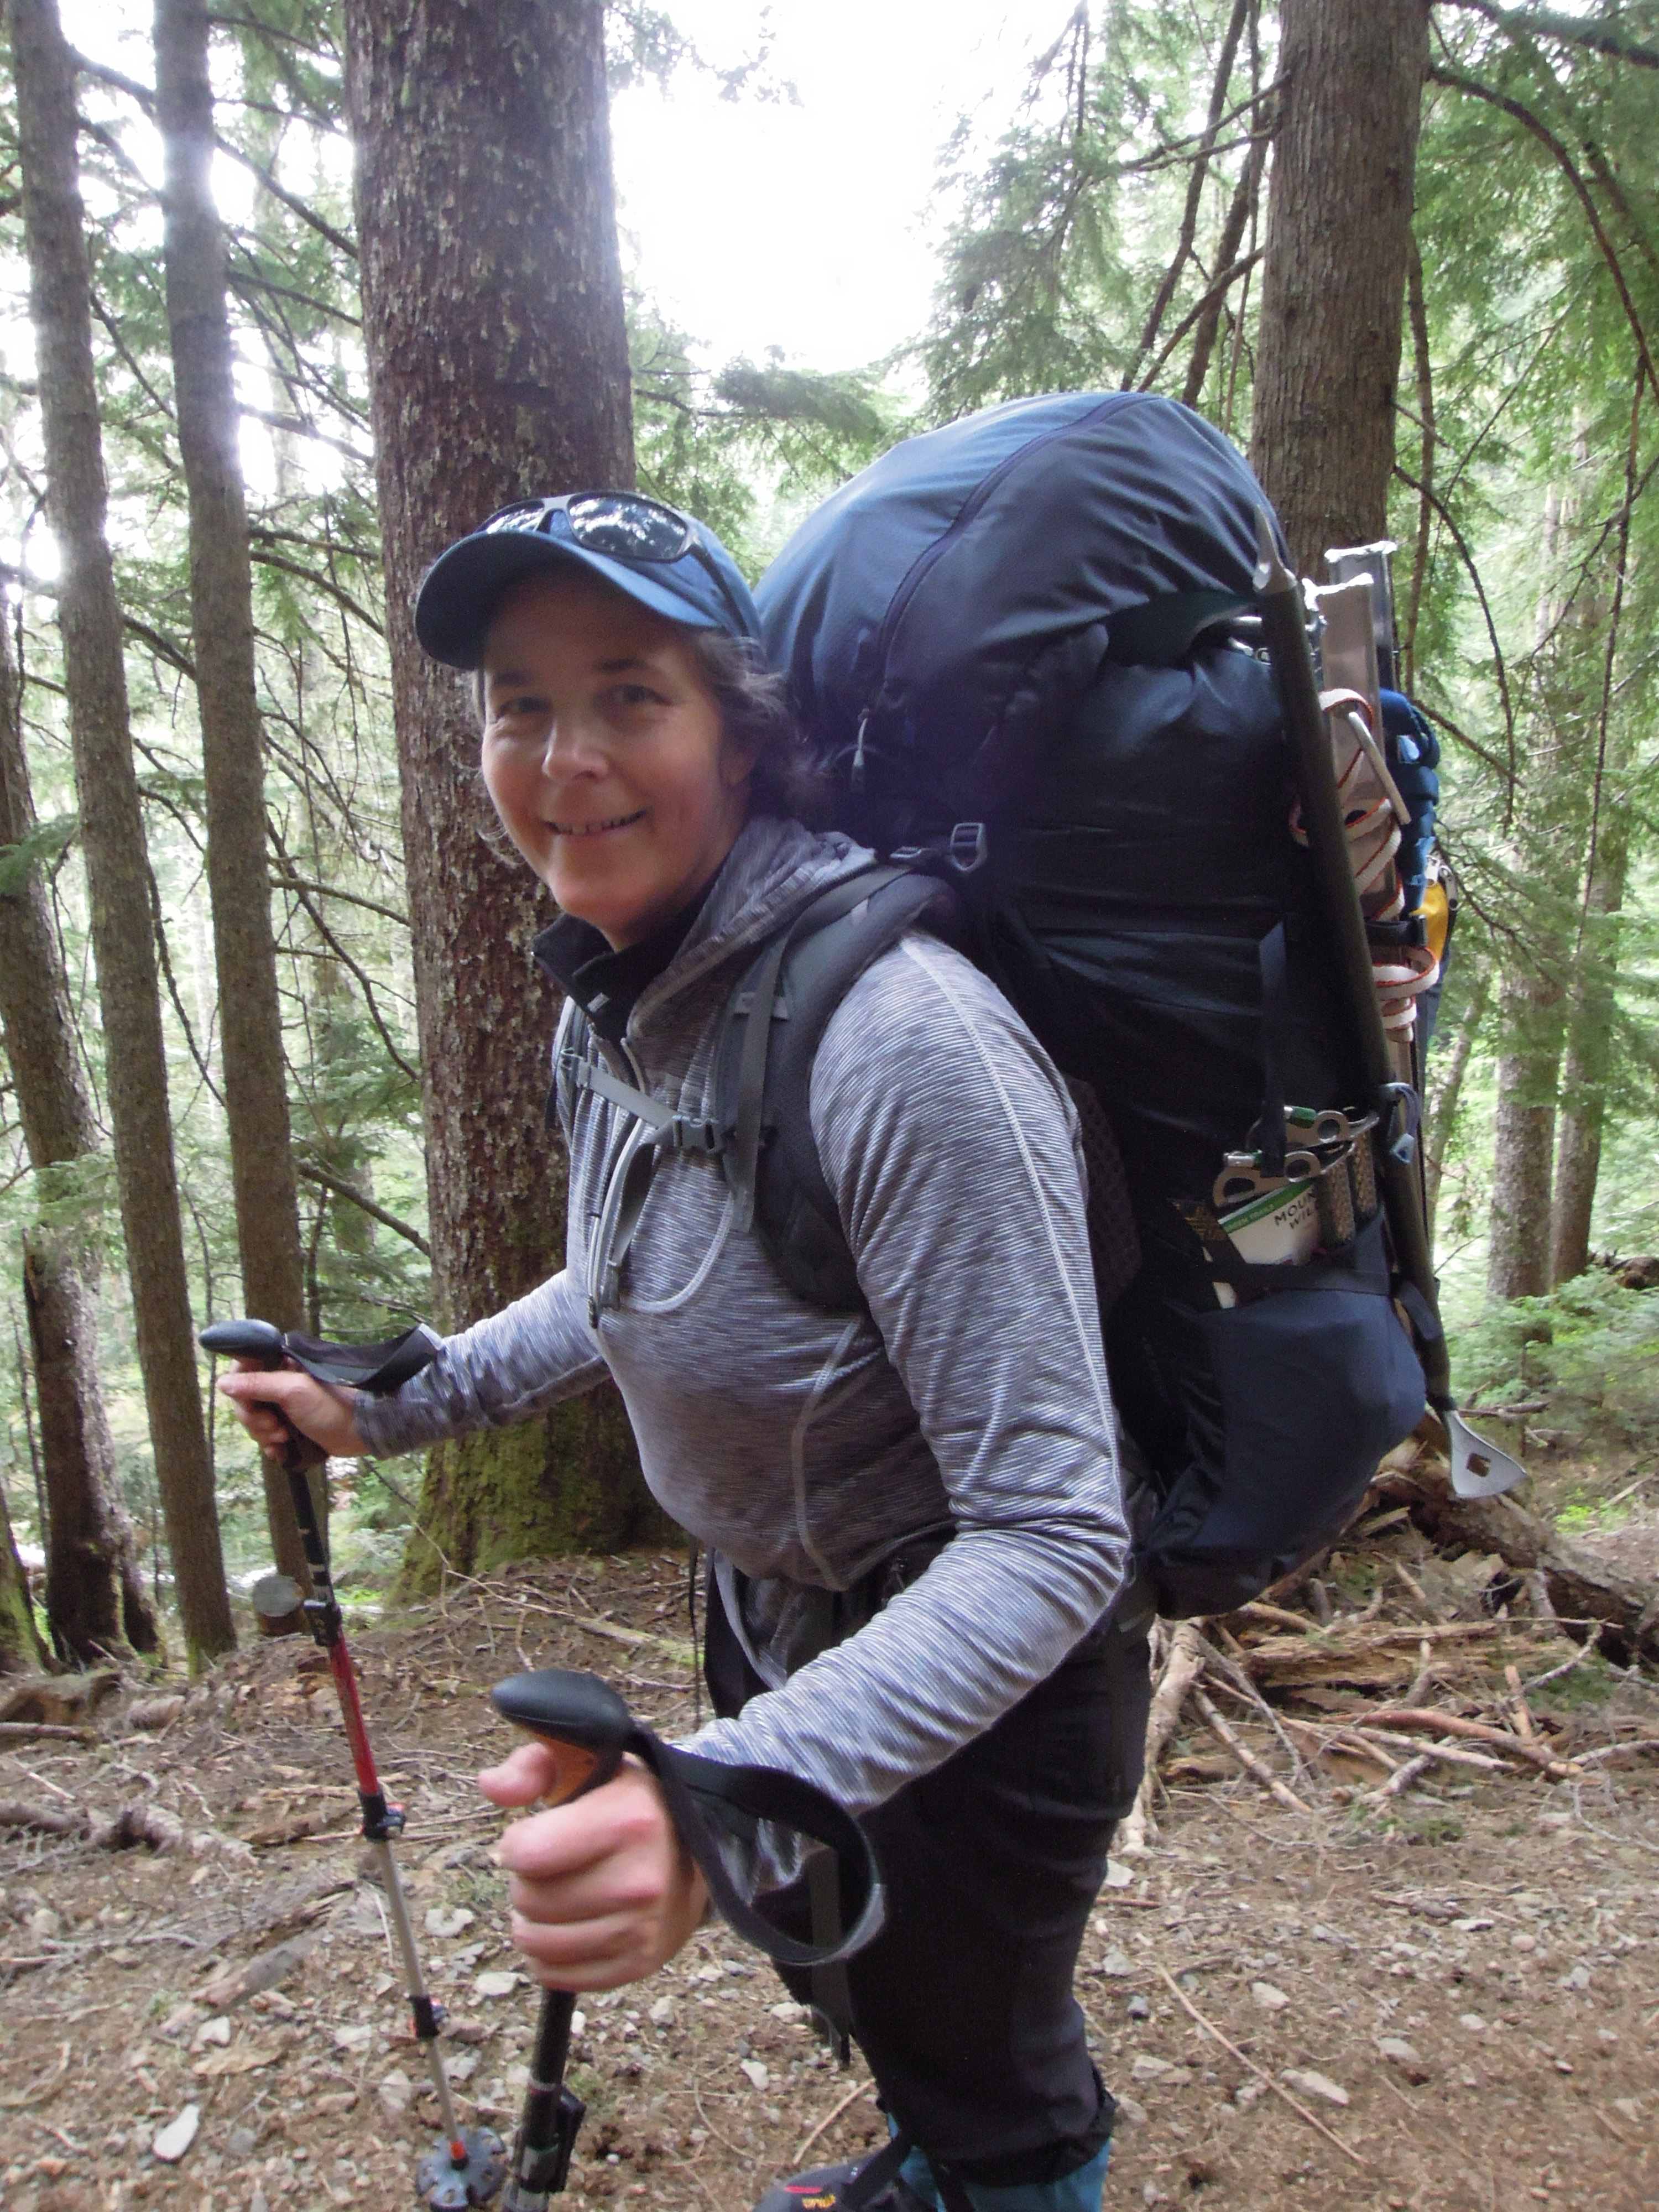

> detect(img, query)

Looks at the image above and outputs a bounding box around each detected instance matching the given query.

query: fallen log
[0,1670,118,1727]
[0,1799,85,1838]
[1378,1451,1658,1666]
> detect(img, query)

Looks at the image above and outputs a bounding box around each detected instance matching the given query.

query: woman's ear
[720,735,760,792]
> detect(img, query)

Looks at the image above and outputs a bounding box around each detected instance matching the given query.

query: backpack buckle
[948,821,987,874]
[667,1117,722,1157]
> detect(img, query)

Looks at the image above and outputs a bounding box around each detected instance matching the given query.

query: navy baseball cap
[414,492,763,669]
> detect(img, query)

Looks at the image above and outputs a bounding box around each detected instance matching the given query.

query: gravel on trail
[1,1551,1655,2212]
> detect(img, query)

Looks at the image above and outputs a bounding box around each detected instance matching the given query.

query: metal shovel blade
[1444,1407,1528,1501]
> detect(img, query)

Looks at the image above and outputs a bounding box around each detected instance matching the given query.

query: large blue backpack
[737,390,1427,1618]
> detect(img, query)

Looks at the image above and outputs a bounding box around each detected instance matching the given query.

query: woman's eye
[610,682,666,711]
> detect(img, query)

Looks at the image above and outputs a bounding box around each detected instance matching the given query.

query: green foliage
[632,302,904,575]
[4,0,1659,1635]
[0,810,76,895]
[921,0,1267,427]
[1450,1271,1659,1463]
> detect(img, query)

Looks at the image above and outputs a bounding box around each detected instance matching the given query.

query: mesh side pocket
[1067,1076,1141,1317]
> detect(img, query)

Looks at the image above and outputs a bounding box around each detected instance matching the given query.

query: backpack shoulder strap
[547,997,589,1138]
[715,863,961,1310]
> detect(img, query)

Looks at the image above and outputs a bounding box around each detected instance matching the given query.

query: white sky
[15,0,1047,524]
[49,0,1044,377]
[609,2,1045,373]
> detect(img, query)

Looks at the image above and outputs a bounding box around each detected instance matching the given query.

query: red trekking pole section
[200,1320,506,2209]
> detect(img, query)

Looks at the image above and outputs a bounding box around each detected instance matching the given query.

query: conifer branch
[1393,462,1519,822]
[1436,1,1659,72]
[1428,64,1659,406]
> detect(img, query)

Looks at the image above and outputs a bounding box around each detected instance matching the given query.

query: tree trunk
[1424,960,1488,1245]
[0,495,159,1663]
[1249,0,1430,576]
[0,1479,47,1675]
[23,1232,156,1659]
[10,0,233,1661]
[1550,808,1631,1285]
[152,0,312,1590]
[343,0,654,1564]
[1485,964,1562,1303]
[1550,386,1640,1289]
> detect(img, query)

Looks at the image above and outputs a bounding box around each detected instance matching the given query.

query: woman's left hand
[478,1745,708,1991]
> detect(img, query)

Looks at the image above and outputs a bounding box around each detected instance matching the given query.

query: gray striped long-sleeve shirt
[355,815,1129,1847]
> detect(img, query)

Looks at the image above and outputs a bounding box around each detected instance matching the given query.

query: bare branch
[268,825,419,1087]
[294,1160,430,1257]
[270,869,408,930]
[1123,0,1253,388]
[1136,250,1263,393]
[1182,120,1267,407]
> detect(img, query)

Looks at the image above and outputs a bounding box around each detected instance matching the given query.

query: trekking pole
[199,1318,507,2210]
[487,1673,634,2212]
[487,1667,888,2212]
[1251,518,1523,1503]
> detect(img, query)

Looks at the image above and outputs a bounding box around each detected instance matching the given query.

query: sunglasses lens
[566,494,690,562]
[479,499,552,535]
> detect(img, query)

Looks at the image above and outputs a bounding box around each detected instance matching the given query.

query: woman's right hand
[217,1359,368,1461]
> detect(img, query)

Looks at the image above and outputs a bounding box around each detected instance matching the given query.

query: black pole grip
[199,1317,288,1366]
[199,1318,328,1473]
[491,1676,632,2211]
[491,1670,631,1804]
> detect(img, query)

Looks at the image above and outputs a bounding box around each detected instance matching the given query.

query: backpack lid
[757,390,1284,809]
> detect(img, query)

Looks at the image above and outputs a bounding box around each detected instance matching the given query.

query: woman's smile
[548,808,648,836]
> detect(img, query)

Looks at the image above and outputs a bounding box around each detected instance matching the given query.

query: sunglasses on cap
[480,491,699,564]
[478,491,758,640]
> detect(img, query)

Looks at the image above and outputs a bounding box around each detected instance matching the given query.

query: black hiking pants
[705,1580,1152,2186]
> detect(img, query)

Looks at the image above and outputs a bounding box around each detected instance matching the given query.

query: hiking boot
[754,2154,935,2212]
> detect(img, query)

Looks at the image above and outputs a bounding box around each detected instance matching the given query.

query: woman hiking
[220,492,1149,2212]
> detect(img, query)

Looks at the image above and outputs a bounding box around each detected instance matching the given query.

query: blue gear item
[898,2140,1112,2212]
[753,391,1430,1618]
[414,490,762,664]
[1379,688,1440,922]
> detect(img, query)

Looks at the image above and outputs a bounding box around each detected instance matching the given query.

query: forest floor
[1,1506,1656,2212]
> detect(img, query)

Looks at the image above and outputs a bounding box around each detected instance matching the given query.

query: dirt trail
[1,1553,1654,2212]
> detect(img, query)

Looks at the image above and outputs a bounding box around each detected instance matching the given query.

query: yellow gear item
[1422,877,1451,963]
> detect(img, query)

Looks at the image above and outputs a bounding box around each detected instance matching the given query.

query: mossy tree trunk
[397,1395,668,1598]
[0,1482,47,1675]
[342,0,653,1575]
